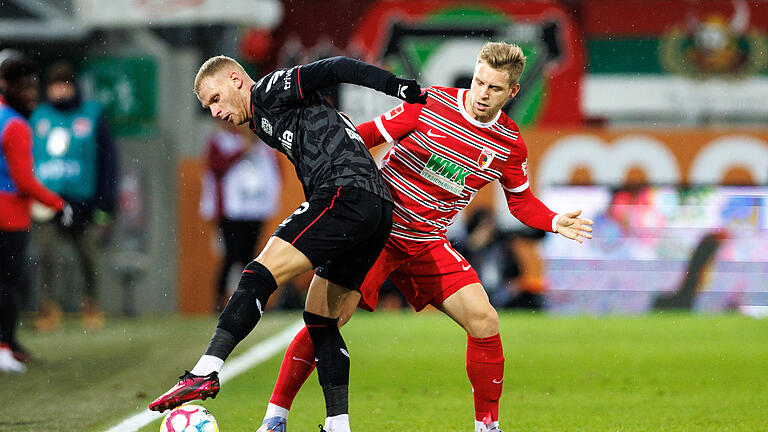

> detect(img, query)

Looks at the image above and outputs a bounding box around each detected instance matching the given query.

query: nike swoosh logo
[462,264,471,271]
[292,356,313,366]
[427,129,447,139]
[492,378,503,384]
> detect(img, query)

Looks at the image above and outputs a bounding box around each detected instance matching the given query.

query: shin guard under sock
[467,333,505,423]
[205,260,277,360]
[304,311,349,417]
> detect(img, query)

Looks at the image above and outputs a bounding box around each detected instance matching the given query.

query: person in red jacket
[0,53,70,373]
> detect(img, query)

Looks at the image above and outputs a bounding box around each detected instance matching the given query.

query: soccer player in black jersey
[149,56,427,432]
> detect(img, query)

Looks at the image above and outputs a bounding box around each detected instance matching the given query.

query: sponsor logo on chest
[420,153,470,196]
[260,117,273,136]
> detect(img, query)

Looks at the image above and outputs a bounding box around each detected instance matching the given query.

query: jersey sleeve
[251,66,302,110]
[252,57,396,110]
[355,120,386,149]
[500,139,558,232]
[372,101,423,143]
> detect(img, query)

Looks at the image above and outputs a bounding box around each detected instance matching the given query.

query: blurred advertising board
[540,186,768,314]
[79,57,157,136]
[266,0,583,127]
[74,0,281,28]
[582,0,768,121]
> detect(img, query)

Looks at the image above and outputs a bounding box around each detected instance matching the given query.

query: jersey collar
[457,89,501,128]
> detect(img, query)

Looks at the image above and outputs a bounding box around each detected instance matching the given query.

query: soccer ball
[159,404,219,432]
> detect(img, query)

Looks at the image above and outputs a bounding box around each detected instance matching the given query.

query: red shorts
[357,235,481,312]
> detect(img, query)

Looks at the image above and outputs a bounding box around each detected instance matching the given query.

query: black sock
[204,260,277,360]
[304,311,350,417]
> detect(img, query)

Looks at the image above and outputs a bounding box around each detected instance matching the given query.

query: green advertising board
[80,57,157,136]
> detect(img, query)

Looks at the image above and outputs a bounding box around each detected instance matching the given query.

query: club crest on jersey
[477,148,494,170]
[420,152,470,196]
[384,104,404,120]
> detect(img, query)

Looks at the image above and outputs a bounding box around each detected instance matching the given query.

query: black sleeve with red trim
[296,56,394,97]
[252,57,396,109]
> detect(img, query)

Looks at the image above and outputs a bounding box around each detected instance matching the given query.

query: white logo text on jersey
[280,130,294,157]
[266,70,284,93]
[261,118,273,136]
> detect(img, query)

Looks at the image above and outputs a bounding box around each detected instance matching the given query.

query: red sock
[269,326,316,410]
[466,333,505,423]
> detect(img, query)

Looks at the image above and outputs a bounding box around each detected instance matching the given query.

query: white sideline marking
[104,320,305,432]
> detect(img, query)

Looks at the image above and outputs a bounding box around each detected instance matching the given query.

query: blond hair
[477,42,526,86]
[194,55,245,95]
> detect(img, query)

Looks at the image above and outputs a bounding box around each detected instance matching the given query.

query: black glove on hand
[385,76,428,104]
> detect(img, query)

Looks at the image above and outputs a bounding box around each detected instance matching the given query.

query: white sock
[323,414,350,432]
[264,403,289,420]
[190,354,224,376]
[475,419,500,432]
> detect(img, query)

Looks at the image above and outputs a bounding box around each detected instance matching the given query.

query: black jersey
[247,56,393,201]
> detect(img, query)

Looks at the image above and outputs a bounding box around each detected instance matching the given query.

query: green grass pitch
[3,311,767,432]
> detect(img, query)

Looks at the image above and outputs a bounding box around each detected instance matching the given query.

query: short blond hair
[194,55,245,95]
[477,42,526,86]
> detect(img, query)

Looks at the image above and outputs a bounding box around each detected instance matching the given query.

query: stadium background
[6,0,766,316]
[2,1,768,430]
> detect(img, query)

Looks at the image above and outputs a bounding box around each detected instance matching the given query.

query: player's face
[198,70,250,126]
[465,62,520,123]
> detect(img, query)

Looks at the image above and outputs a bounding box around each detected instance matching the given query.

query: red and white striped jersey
[373,86,532,242]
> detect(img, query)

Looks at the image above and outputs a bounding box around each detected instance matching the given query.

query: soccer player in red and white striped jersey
[258,42,593,432]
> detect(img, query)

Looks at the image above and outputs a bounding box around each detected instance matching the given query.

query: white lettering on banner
[536,134,768,187]
[37,160,82,180]
[689,136,768,185]
[536,135,681,187]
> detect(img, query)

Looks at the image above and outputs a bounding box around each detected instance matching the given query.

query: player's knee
[467,306,499,338]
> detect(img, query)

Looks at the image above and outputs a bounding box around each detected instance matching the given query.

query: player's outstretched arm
[297,56,428,104]
[554,210,594,243]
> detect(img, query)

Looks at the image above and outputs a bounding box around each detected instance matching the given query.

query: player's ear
[508,83,520,100]
[229,71,243,89]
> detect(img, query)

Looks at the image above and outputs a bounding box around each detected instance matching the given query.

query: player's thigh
[255,236,313,285]
[305,274,362,320]
[440,282,500,338]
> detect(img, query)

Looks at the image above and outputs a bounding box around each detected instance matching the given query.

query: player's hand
[555,210,593,243]
[385,77,428,104]
[57,203,74,228]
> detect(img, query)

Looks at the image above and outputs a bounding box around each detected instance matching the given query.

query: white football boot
[0,344,26,373]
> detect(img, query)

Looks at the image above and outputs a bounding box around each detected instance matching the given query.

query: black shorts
[273,186,393,290]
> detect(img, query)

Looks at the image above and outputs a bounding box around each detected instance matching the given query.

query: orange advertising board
[177,129,768,313]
